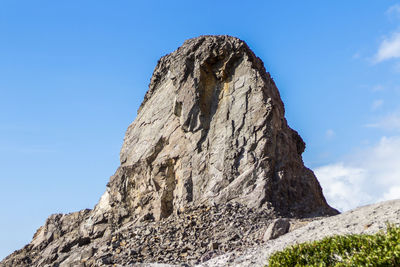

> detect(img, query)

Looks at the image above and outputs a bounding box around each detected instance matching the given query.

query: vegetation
[268,224,400,266]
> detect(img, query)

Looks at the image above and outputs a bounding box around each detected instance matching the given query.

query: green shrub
[268,224,400,266]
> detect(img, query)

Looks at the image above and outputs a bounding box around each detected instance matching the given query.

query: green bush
[268,224,400,266]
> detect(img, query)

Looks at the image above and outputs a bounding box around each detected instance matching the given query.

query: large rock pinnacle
[106,35,336,221]
[1,35,338,267]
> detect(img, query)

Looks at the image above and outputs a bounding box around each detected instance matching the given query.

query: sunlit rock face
[107,35,337,221]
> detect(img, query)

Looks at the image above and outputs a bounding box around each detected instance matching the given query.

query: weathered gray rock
[198,199,400,267]
[0,35,337,267]
[263,218,290,241]
[105,35,337,222]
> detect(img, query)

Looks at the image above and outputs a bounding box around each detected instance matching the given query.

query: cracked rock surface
[1,35,337,267]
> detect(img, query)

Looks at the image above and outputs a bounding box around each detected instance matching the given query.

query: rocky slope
[1,35,338,267]
[199,199,400,267]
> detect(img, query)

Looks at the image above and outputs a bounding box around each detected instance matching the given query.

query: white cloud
[315,136,400,212]
[366,112,400,131]
[374,32,400,63]
[381,186,400,201]
[371,99,384,110]
[315,163,371,212]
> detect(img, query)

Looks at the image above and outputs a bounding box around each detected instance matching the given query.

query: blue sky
[2,0,400,260]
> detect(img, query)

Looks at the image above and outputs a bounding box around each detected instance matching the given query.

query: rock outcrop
[1,35,337,267]
[109,35,336,220]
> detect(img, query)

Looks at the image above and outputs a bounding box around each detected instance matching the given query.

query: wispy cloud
[325,129,335,140]
[374,32,400,63]
[371,84,384,92]
[366,112,400,131]
[352,52,361,59]
[315,136,400,211]
[371,99,384,110]
[386,4,400,18]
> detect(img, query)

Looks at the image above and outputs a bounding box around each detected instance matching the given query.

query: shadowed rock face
[1,35,338,267]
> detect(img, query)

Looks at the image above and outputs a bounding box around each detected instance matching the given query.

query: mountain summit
[111,35,336,219]
[1,35,338,266]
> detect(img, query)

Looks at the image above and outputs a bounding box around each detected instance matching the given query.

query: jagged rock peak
[139,35,271,114]
[109,35,337,222]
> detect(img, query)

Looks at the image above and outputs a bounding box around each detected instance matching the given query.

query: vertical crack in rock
[154,158,178,220]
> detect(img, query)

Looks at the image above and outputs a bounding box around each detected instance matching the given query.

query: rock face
[109,35,336,221]
[1,35,337,267]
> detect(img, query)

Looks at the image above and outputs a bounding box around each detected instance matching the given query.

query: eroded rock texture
[110,35,335,220]
[1,35,337,267]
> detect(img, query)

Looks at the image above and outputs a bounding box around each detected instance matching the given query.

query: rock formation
[1,35,338,267]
